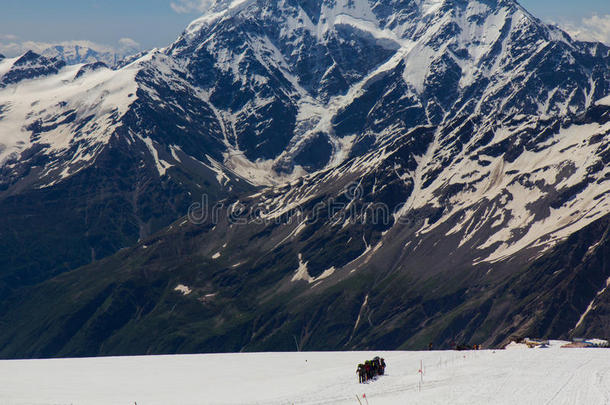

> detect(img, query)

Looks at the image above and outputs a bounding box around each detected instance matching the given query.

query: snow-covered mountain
[0,49,253,288]
[39,43,131,67]
[0,0,609,356]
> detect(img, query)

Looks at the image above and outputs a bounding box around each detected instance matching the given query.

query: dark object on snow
[356,363,366,383]
[357,356,386,383]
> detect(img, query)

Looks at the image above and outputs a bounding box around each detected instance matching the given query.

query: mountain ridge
[0,0,609,356]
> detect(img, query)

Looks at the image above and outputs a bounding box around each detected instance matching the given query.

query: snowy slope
[0,49,234,187]
[0,49,253,286]
[0,58,137,171]
[1,347,610,404]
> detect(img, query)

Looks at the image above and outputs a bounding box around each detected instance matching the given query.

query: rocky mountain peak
[0,51,66,88]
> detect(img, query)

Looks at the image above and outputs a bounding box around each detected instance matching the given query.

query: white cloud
[118,37,140,50]
[0,34,25,56]
[556,14,610,45]
[0,34,18,42]
[170,0,214,14]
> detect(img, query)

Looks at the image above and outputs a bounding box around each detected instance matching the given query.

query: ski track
[0,345,610,404]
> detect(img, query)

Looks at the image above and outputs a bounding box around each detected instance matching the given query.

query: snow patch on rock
[174,284,192,295]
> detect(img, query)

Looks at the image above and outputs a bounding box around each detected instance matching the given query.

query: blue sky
[0,0,609,56]
[0,0,197,53]
[521,0,609,19]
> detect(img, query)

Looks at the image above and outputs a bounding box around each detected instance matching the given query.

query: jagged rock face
[0,51,65,88]
[169,0,609,175]
[0,0,609,357]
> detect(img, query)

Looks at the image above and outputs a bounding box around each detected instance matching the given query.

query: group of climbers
[356,356,386,383]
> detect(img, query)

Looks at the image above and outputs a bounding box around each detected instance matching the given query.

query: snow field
[1,344,610,404]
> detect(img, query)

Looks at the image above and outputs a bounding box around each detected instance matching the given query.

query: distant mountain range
[40,43,134,67]
[0,0,608,358]
[1,40,139,67]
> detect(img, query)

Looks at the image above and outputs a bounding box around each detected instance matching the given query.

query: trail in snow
[1,344,610,404]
